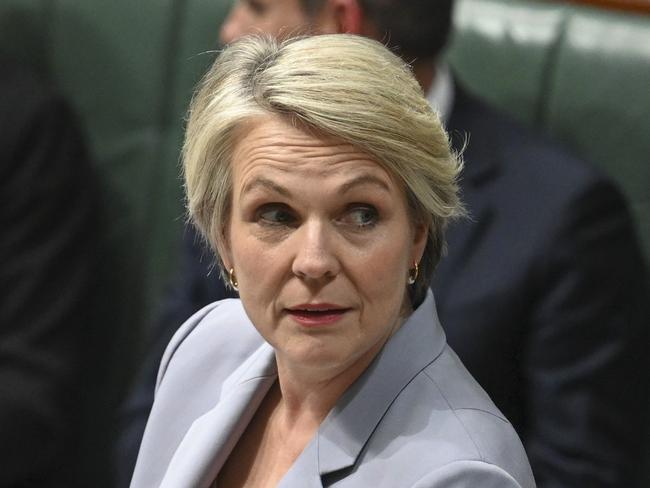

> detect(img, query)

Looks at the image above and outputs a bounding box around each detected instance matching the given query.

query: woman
[132,35,535,487]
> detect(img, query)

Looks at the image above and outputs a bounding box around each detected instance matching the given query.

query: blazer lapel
[277,438,324,488]
[159,343,277,488]
[279,292,446,486]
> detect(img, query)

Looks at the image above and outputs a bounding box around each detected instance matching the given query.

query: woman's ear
[412,222,429,264]
[215,227,233,272]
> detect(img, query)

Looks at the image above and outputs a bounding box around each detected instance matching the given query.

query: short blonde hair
[183,34,464,306]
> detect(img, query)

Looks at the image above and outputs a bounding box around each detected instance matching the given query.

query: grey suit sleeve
[412,460,529,488]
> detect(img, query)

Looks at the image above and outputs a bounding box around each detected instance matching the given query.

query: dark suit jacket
[0,61,102,486]
[118,84,648,487]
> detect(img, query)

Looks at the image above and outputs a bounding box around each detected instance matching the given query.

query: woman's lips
[285,304,351,327]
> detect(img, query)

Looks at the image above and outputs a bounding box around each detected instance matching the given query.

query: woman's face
[221,116,427,377]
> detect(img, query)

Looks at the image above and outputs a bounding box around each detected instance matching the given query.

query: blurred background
[0,0,648,486]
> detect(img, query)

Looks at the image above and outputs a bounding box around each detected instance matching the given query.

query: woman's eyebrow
[338,174,391,195]
[241,176,292,198]
[241,174,390,198]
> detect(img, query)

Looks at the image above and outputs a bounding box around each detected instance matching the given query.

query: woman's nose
[291,222,340,283]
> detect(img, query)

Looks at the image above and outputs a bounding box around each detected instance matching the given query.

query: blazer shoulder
[411,459,533,488]
[408,346,534,485]
[156,299,261,389]
[420,348,528,465]
[422,346,505,421]
[360,344,535,487]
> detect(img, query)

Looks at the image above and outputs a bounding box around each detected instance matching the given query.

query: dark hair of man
[359,0,453,61]
[301,0,328,15]
[300,0,454,62]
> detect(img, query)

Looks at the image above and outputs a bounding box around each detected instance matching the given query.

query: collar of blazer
[160,291,447,487]
[316,291,446,477]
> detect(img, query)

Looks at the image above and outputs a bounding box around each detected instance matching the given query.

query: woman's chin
[275,338,376,381]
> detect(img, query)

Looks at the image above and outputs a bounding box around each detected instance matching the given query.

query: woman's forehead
[230,116,392,183]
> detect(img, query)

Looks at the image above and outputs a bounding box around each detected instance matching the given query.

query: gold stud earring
[228,267,239,290]
[407,261,419,285]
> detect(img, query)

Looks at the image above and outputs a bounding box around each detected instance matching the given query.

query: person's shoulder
[421,345,504,419]
[135,300,264,488]
[410,460,533,488]
[420,347,527,460]
[156,298,263,389]
[451,84,607,188]
[450,83,628,236]
[377,345,535,486]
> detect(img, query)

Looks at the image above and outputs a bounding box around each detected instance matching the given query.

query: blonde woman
[131,35,535,488]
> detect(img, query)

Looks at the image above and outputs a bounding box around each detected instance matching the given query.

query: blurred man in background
[0,58,102,487]
[118,1,648,486]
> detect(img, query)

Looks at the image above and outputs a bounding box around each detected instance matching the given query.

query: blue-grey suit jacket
[131,292,535,487]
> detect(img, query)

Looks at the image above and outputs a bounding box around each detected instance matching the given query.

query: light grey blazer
[131,292,536,487]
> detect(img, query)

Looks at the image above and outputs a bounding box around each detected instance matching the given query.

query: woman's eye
[343,205,378,229]
[256,205,295,226]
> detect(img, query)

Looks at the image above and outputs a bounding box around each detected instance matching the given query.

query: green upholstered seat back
[448,0,650,265]
[545,11,650,255]
[450,0,566,124]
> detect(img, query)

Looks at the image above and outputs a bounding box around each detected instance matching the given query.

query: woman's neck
[272,330,393,433]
